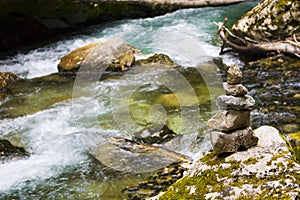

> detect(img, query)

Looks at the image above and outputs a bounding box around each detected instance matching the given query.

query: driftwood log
[215,18,300,58]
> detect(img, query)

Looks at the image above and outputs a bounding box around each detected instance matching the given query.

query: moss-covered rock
[232,0,300,41]
[157,126,300,199]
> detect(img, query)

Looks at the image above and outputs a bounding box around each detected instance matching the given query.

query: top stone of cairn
[227,65,242,85]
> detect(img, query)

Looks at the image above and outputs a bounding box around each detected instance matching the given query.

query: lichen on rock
[158,126,300,200]
[232,0,300,41]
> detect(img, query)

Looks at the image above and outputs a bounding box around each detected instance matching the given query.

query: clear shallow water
[0,1,259,199]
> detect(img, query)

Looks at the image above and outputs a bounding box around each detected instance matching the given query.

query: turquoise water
[0,1,259,199]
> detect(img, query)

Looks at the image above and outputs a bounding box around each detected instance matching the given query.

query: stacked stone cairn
[207,65,258,154]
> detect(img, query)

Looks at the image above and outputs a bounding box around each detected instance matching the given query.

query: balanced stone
[207,110,250,132]
[210,127,258,154]
[217,95,255,110]
[227,65,243,85]
[223,82,248,97]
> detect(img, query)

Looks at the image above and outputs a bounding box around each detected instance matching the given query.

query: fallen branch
[214,19,300,58]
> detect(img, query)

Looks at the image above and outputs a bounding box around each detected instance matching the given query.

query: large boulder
[232,0,300,41]
[57,38,136,74]
[157,126,300,199]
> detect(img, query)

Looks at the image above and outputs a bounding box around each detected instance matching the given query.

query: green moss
[293,146,300,162]
[243,157,258,165]
[160,148,300,199]
[160,152,241,199]
[289,132,300,141]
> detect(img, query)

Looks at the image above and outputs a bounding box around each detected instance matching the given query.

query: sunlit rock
[207,110,250,132]
[58,38,135,74]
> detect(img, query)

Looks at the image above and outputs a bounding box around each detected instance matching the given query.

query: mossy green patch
[289,132,300,141]
[243,157,258,165]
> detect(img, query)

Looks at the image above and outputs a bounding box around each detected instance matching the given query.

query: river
[0,1,268,199]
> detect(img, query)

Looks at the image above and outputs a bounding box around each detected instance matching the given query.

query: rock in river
[57,38,135,74]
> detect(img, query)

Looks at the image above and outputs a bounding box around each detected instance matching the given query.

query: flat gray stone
[210,127,258,154]
[207,110,250,132]
[217,95,255,110]
[223,82,248,97]
[227,65,242,84]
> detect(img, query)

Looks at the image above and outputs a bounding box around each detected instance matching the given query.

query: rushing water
[0,1,259,199]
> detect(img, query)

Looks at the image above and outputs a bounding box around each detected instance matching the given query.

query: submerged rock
[216,94,255,110]
[158,126,300,199]
[207,110,250,132]
[133,125,177,145]
[58,38,135,74]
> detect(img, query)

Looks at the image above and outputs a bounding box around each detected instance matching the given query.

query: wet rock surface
[133,125,177,145]
[0,139,28,163]
[58,38,136,74]
[242,54,300,134]
[0,72,23,97]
